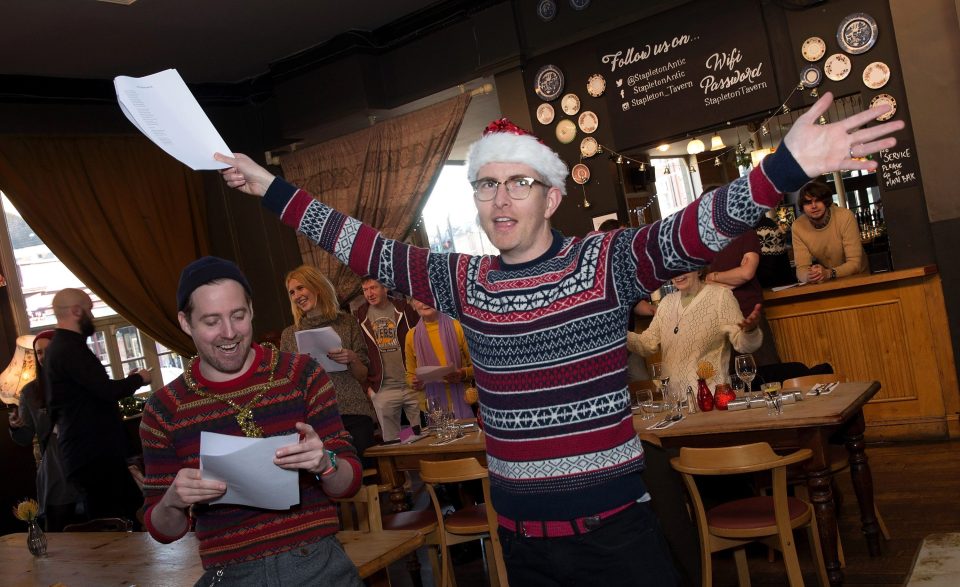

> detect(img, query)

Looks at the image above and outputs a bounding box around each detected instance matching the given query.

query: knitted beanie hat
[466,118,568,196]
[177,256,252,311]
[32,329,55,354]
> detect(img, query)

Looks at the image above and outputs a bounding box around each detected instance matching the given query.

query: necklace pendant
[674,326,679,334]
[236,409,263,438]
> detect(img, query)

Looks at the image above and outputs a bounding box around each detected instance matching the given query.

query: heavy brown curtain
[280,94,471,301]
[0,135,209,356]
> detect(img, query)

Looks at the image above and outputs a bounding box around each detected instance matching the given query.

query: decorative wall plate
[569,0,591,10]
[869,93,897,121]
[862,61,890,89]
[556,119,577,144]
[571,163,591,184]
[577,110,598,133]
[823,53,851,81]
[801,37,826,62]
[800,65,822,88]
[586,73,606,97]
[838,12,878,55]
[536,103,555,125]
[561,93,581,115]
[535,64,564,101]
[580,136,598,158]
[537,0,558,22]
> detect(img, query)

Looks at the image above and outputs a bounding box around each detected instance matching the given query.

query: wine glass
[651,362,671,398]
[635,389,655,420]
[735,354,758,401]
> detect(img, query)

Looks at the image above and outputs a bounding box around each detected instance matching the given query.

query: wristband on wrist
[830,268,838,280]
[317,449,338,479]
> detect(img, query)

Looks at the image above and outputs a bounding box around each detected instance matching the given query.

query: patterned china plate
[535,64,564,101]
[577,110,598,133]
[536,103,555,125]
[586,74,606,97]
[580,136,598,158]
[561,93,581,116]
[862,61,890,89]
[823,53,851,81]
[838,12,878,55]
[801,37,826,62]
[800,65,822,88]
[571,163,591,185]
[869,93,897,121]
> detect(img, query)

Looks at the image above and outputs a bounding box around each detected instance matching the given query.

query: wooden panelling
[764,267,957,440]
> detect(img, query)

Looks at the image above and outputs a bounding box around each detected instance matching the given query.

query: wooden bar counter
[763,265,959,440]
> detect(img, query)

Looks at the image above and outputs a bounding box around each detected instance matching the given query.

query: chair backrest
[420,457,496,534]
[782,373,847,389]
[63,517,134,532]
[332,484,383,532]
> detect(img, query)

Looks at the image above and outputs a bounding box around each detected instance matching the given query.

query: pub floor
[385,438,960,586]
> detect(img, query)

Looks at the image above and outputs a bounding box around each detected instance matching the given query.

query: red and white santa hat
[466,118,568,196]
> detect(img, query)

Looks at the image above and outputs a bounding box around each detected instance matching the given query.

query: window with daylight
[1,192,184,391]
[421,163,497,256]
[651,157,703,219]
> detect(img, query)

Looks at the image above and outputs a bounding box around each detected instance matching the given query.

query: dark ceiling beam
[265,0,507,82]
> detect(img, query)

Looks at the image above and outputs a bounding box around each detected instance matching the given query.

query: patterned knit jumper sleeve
[261,147,807,521]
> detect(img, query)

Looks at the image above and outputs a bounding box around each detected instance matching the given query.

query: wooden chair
[334,482,443,585]
[420,458,507,587]
[63,517,134,532]
[671,442,829,587]
[782,374,892,565]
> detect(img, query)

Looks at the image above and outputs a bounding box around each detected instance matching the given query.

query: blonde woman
[280,265,377,464]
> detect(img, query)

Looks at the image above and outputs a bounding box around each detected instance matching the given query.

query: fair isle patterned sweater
[262,147,808,521]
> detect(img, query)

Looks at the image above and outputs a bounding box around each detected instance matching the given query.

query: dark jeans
[497,502,680,587]
[641,441,703,587]
[342,414,376,470]
[68,456,143,525]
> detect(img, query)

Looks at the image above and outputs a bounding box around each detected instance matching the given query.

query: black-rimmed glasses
[470,176,546,201]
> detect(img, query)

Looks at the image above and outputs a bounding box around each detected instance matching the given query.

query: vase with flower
[695,362,715,411]
[13,498,46,556]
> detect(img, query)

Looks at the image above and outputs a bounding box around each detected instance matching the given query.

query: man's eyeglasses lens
[471,177,542,201]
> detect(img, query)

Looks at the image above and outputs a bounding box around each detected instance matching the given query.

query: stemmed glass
[735,354,758,401]
[651,362,670,400]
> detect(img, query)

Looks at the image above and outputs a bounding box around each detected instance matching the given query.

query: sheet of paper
[114,69,232,171]
[200,432,299,510]
[415,365,455,383]
[294,327,347,372]
[771,283,801,292]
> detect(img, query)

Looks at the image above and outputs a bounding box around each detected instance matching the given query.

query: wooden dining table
[0,529,424,586]
[365,426,487,511]
[638,380,883,587]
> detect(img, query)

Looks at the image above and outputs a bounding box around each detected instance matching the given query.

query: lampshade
[710,133,726,151]
[0,335,37,406]
[686,138,705,155]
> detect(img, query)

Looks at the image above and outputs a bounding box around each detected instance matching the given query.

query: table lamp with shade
[0,334,38,406]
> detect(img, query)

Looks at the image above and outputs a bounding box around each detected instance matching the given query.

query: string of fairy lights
[418,76,863,236]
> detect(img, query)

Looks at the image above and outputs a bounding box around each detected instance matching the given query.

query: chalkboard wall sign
[596,0,780,149]
[878,137,920,191]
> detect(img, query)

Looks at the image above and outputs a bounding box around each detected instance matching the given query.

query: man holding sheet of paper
[139,256,362,586]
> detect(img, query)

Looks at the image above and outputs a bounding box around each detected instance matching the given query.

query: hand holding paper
[294,327,347,372]
[200,431,300,510]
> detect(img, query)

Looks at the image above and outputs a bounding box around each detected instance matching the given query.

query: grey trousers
[194,534,363,587]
